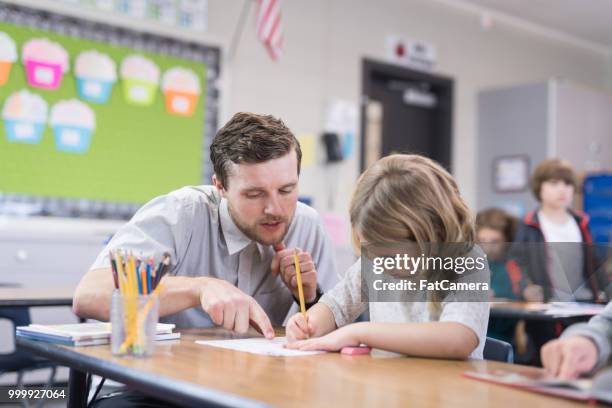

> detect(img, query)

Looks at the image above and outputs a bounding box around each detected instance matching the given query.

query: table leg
[67,369,88,408]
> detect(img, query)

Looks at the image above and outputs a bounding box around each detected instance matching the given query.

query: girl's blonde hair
[350,154,475,308]
[350,154,474,250]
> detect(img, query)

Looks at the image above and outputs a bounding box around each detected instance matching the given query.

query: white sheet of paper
[195,337,325,357]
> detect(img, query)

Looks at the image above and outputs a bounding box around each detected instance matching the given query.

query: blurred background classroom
[2,0,612,390]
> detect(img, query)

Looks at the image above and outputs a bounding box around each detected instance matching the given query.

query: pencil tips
[109,249,171,295]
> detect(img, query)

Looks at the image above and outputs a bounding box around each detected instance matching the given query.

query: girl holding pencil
[286,154,490,359]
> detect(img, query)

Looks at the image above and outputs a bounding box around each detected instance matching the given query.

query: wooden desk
[0,286,75,308]
[17,328,603,408]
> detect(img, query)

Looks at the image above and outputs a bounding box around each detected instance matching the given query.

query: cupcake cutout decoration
[75,50,117,104]
[22,38,70,90]
[161,67,201,116]
[50,99,96,154]
[2,89,48,144]
[120,55,160,106]
[0,32,17,86]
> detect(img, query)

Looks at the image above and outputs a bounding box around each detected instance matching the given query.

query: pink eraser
[341,346,371,355]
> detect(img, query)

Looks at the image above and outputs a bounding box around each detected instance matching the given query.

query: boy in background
[510,158,607,302]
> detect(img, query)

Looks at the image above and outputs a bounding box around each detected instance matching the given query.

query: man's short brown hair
[531,158,576,201]
[210,112,302,188]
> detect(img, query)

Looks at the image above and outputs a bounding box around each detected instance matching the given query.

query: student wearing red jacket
[508,159,609,303]
[507,159,610,366]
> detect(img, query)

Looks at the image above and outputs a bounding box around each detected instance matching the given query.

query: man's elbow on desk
[72,292,111,321]
[73,268,114,321]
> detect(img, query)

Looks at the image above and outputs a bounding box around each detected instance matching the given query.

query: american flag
[256,0,283,60]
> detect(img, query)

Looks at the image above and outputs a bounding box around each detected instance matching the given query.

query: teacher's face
[214,150,299,246]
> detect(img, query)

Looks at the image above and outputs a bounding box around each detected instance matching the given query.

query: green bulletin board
[0,4,219,216]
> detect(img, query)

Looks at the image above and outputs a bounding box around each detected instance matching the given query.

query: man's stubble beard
[227,202,293,246]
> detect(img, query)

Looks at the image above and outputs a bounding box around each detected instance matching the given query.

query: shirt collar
[219,198,267,257]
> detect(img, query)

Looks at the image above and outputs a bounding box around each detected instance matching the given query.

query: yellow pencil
[128,254,137,296]
[119,283,165,353]
[115,251,127,295]
[293,250,307,318]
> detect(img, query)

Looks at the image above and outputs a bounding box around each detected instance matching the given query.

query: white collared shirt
[538,211,587,300]
[90,185,339,327]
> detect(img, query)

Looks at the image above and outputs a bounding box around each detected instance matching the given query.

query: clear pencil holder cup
[111,290,159,357]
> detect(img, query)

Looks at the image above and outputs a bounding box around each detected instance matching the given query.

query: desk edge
[17,337,270,408]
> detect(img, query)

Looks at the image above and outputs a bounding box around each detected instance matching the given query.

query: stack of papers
[16,322,180,346]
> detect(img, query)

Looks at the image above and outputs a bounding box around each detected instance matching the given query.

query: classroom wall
[6,0,612,225]
[213,0,611,217]
[556,82,612,172]
[477,80,612,215]
[477,82,549,213]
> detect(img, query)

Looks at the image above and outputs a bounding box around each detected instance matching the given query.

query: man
[542,302,612,380]
[73,112,338,339]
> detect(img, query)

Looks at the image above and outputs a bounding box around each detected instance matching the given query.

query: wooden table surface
[0,286,75,307]
[18,327,605,407]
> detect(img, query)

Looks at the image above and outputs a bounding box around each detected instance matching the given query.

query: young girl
[286,154,490,359]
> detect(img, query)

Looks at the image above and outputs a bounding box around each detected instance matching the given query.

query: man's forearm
[72,267,115,321]
[73,269,206,321]
[156,276,205,317]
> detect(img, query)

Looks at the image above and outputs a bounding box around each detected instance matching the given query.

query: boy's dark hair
[531,158,576,201]
[210,112,302,188]
[476,208,517,242]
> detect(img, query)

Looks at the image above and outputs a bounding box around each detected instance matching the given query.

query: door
[360,59,453,172]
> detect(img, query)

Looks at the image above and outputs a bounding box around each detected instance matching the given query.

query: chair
[483,336,514,363]
[0,307,57,407]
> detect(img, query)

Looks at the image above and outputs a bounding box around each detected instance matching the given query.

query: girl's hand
[285,323,362,352]
[286,312,316,341]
